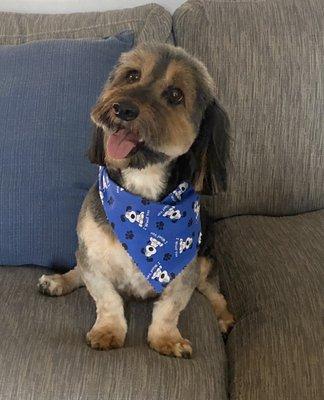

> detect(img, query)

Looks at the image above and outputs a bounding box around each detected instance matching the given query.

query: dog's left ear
[194,99,230,195]
[88,126,105,166]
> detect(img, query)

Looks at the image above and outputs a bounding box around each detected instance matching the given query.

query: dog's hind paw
[218,311,235,334]
[148,336,193,358]
[37,274,66,296]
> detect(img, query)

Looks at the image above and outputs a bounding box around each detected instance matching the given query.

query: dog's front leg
[82,270,127,351]
[148,259,199,358]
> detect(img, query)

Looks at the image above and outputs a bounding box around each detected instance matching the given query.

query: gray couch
[0,1,323,399]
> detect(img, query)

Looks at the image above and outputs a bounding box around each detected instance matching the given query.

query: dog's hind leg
[197,256,235,334]
[37,266,84,296]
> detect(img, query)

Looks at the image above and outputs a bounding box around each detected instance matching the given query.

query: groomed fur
[38,43,234,357]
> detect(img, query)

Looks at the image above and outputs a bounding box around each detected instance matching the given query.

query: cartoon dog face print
[144,237,163,258]
[173,182,189,200]
[198,231,202,245]
[121,206,144,227]
[99,190,104,202]
[125,210,144,227]
[163,206,182,222]
[101,171,110,190]
[179,237,193,253]
[193,200,200,219]
[152,267,175,286]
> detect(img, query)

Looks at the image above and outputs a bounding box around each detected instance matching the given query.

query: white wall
[0,0,186,14]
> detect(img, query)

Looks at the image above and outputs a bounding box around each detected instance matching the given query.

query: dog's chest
[122,164,167,201]
[78,210,155,299]
[102,241,155,298]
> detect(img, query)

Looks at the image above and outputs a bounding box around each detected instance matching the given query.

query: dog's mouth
[106,127,144,159]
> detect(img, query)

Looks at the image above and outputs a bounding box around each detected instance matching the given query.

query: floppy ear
[88,126,105,166]
[194,99,230,194]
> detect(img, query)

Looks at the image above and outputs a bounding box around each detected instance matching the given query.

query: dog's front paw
[86,326,125,351]
[38,274,65,296]
[148,335,192,358]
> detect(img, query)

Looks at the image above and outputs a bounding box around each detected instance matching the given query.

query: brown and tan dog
[38,43,234,358]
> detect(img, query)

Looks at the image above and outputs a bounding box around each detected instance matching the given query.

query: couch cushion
[173,0,324,218]
[214,210,324,400]
[0,4,172,44]
[0,267,228,400]
[0,33,134,268]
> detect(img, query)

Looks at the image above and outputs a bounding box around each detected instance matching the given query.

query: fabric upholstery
[173,0,324,218]
[0,33,133,268]
[0,0,186,14]
[214,210,324,400]
[0,267,227,400]
[0,4,172,45]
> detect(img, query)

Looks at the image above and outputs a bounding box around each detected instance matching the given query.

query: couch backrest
[0,4,172,44]
[174,0,324,218]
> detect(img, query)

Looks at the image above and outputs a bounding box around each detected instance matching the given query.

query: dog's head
[89,43,230,194]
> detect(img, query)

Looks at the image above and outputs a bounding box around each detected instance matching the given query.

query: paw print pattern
[99,167,202,293]
[141,247,153,262]
[125,230,134,240]
[156,221,164,230]
[163,253,172,261]
[141,198,150,205]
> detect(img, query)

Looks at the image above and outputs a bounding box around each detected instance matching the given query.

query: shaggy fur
[38,43,234,358]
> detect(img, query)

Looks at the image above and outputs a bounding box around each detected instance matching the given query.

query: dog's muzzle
[112,102,139,121]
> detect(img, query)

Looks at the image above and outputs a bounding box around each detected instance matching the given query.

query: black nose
[113,102,139,121]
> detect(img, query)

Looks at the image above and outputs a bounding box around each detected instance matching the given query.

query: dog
[152,266,175,286]
[123,207,145,227]
[163,205,182,221]
[38,43,234,358]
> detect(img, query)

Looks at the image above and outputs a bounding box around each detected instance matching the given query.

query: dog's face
[90,43,230,194]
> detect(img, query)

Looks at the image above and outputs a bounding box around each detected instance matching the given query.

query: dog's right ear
[88,126,105,166]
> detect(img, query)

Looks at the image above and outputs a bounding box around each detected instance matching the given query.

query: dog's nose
[112,102,139,121]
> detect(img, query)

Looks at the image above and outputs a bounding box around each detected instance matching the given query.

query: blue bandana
[98,166,202,293]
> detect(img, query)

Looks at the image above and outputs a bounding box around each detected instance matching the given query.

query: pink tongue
[107,129,139,159]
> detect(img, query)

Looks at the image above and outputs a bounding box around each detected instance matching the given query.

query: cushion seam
[0,19,143,38]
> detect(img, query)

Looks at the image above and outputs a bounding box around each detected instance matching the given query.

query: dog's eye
[164,86,184,105]
[126,70,140,83]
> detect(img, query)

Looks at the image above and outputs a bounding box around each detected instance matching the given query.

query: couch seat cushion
[214,210,324,400]
[0,267,228,400]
